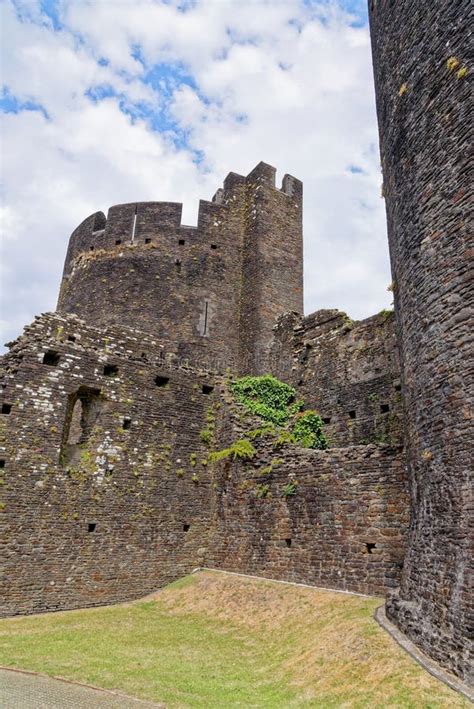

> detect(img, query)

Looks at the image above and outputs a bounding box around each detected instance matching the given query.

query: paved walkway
[0,668,164,708]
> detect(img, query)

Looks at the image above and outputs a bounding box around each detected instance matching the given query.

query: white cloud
[0,0,392,350]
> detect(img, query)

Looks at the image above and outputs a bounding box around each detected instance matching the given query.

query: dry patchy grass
[0,570,467,708]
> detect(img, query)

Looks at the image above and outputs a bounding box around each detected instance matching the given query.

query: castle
[0,0,471,689]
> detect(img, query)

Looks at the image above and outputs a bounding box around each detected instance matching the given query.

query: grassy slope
[0,571,467,708]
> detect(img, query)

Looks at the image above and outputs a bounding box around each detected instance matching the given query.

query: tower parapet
[239,162,303,371]
[57,162,303,373]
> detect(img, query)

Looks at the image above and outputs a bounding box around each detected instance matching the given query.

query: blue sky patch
[303,0,368,27]
[39,0,62,30]
[143,62,199,97]
[85,85,118,103]
[0,88,49,119]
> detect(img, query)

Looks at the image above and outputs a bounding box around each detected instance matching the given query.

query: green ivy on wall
[230,375,328,450]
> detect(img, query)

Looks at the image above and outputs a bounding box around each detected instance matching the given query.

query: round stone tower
[57,163,303,373]
[369,1,472,681]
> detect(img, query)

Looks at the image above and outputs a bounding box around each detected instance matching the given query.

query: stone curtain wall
[208,442,408,597]
[1,311,408,614]
[271,309,403,448]
[0,313,217,615]
[369,0,472,681]
[57,162,303,375]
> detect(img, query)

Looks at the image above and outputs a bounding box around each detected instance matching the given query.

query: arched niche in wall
[60,386,102,467]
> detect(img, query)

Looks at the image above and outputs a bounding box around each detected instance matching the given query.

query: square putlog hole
[155,375,170,388]
[380,403,390,413]
[348,410,356,420]
[202,384,214,395]
[1,403,12,415]
[88,523,97,533]
[43,350,61,367]
[103,364,118,377]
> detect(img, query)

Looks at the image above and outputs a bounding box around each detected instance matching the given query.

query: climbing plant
[230,375,302,425]
[209,438,257,463]
[291,411,328,450]
[230,375,328,451]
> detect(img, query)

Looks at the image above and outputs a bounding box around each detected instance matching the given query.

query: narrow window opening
[115,239,122,245]
[0,459,5,468]
[210,244,218,250]
[122,417,131,430]
[301,343,312,364]
[203,301,209,336]
[67,335,76,343]
[183,523,190,532]
[1,403,12,415]
[285,538,292,548]
[202,384,214,395]
[178,239,185,246]
[322,417,331,424]
[88,523,97,533]
[348,410,356,419]
[145,238,151,244]
[130,205,138,243]
[155,375,170,387]
[43,350,61,367]
[380,403,390,413]
[366,542,376,554]
[103,364,118,377]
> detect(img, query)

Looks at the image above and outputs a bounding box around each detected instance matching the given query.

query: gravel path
[0,668,164,708]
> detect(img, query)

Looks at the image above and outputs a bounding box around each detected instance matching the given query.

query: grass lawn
[0,571,467,708]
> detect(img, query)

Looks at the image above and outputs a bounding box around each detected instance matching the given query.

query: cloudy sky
[0,0,392,349]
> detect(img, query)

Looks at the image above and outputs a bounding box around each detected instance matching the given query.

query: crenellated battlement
[63,162,302,278]
[57,162,303,374]
[221,161,302,198]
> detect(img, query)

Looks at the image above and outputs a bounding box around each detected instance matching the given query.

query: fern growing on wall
[230,375,328,450]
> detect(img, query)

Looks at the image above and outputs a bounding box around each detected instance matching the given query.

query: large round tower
[369,1,471,681]
[57,163,303,373]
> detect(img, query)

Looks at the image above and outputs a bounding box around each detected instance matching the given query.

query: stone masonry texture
[57,162,303,375]
[0,126,471,691]
[0,306,408,614]
[270,309,403,448]
[369,0,472,683]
